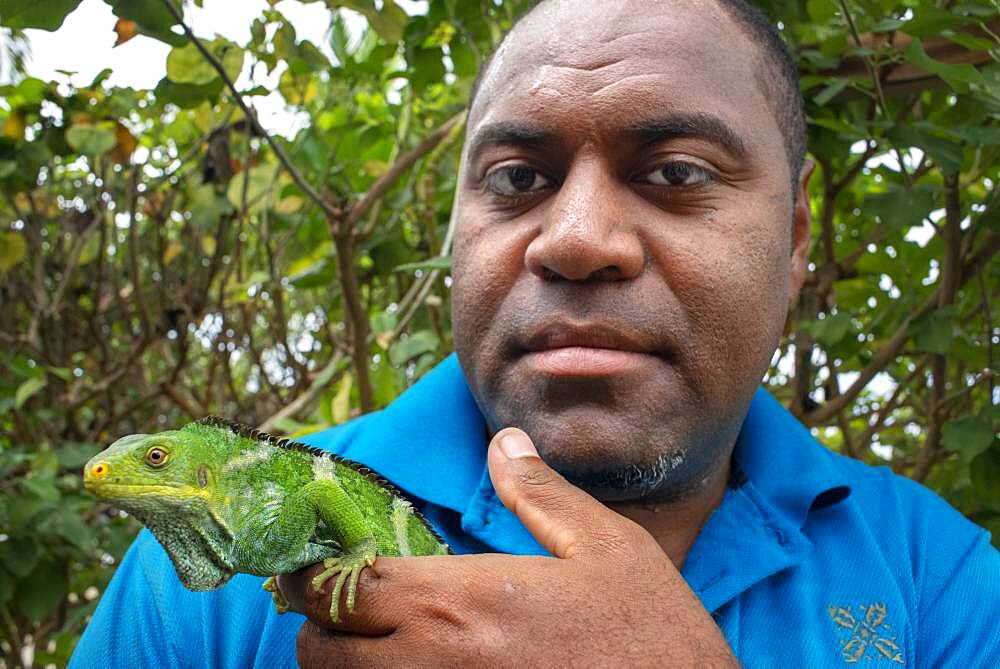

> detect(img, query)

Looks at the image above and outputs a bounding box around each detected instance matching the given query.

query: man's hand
[278,428,736,667]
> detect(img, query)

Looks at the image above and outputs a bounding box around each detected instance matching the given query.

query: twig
[161,382,203,420]
[259,352,346,433]
[804,231,1000,425]
[159,0,340,221]
[347,110,466,230]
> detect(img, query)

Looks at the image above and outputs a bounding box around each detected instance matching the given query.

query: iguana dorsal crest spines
[192,415,450,550]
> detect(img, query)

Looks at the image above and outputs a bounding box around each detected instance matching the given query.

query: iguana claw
[262,576,289,614]
[310,539,377,622]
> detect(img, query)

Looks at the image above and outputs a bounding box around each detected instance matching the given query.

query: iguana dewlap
[83,416,450,622]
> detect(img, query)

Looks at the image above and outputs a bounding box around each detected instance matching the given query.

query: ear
[789,159,815,300]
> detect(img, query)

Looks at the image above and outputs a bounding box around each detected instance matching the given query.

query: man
[71,0,998,666]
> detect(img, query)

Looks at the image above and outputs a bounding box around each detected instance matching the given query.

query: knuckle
[296,622,333,669]
[517,465,556,489]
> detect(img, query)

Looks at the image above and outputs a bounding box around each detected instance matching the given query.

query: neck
[607,455,730,567]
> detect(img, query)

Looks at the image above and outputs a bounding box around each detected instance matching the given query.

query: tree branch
[804,230,999,425]
[259,352,346,433]
[160,0,340,221]
[348,110,466,231]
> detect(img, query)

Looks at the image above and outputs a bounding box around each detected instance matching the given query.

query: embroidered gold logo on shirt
[828,602,904,664]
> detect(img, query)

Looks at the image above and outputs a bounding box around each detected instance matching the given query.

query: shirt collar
[319,354,851,532]
[733,387,851,528]
[324,353,488,514]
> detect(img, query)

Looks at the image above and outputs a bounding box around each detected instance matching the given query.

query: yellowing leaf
[364,159,388,178]
[331,372,353,424]
[0,232,28,271]
[113,18,137,46]
[163,241,183,264]
[3,113,25,140]
[166,39,244,86]
[278,68,318,105]
[200,235,217,256]
[227,163,278,213]
[15,376,47,409]
[109,121,138,164]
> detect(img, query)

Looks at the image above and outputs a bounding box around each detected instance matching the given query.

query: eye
[484,165,553,196]
[145,447,169,468]
[637,161,715,187]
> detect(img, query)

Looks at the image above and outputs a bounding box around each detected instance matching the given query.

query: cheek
[451,213,531,363]
[649,212,791,382]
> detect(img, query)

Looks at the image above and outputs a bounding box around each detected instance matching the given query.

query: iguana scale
[82,416,450,622]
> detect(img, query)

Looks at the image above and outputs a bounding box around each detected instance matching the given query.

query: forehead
[469,0,777,150]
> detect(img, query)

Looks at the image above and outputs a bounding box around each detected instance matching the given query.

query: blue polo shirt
[70,354,999,667]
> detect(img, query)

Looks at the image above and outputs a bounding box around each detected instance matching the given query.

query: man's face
[452,0,808,502]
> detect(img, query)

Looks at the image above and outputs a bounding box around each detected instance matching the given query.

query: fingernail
[500,431,538,459]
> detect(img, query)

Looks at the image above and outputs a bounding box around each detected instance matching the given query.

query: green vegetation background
[0,0,997,665]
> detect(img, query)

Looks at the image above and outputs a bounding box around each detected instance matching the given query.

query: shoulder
[816,449,997,607]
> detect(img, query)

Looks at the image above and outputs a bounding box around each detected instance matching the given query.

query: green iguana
[82,416,450,622]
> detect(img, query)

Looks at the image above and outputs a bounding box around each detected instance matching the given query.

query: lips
[519,322,664,377]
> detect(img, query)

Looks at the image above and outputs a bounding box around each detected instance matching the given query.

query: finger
[276,555,460,633]
[296,621,402,669]
[487,427,650,560]
[277,562,397,634]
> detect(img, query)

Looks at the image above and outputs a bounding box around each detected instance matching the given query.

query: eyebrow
[466,122,557,165]
[465,112,749,165]
[628,112,749,160]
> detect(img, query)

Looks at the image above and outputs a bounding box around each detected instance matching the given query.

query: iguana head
[83,430,217,514]
[83,427,237,591]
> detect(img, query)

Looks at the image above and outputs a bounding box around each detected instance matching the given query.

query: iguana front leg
[233,478,378,622]
[310,536,377,622]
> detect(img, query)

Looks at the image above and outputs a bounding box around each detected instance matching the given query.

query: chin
[504,407,724,503]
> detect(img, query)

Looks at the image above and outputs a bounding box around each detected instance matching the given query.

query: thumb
[487,427,637,560]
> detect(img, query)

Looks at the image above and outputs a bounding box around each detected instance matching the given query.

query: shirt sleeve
[69,530,185,668]
[70,529,303,668]
[917,528,1000,666]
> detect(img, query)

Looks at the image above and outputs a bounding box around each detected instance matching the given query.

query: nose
[525,159,644,282]
[83,461,110,489]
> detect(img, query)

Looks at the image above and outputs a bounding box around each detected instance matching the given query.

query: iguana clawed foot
[262,576,289,614]
[310,538,377,623]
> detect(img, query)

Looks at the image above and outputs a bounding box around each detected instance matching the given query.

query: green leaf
[0,537,41,578]
[327,0,408,43]
[863,187,936,229]
[14,559,67,621]
[805,0,836,23]
[812,79,849,106]
[166,39,244,86]
[810,312,852,348]
[15,375,47,409]
[0,231,27,271]
[901,9,972,38]
[188,184,234,227]
[57,442,98,469]
[904,38,983,93]
[388,330,439,366]
[942,414,995,462]
[103,0,182,45]
[393,256,452,272]
[888,125,964,175]
[909,309,954,355]
[66,121,118,157]
[153,76,224,108]
[0,0,82,30]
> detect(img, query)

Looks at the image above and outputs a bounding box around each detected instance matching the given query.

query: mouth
[519,322,664,377]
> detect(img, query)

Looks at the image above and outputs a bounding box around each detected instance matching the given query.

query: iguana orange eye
[145,447,168,467]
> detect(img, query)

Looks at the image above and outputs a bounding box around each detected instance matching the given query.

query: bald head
[469,0,806,186]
